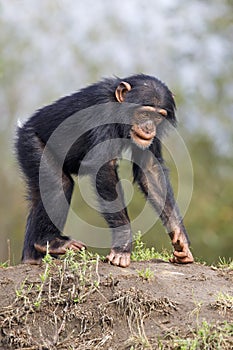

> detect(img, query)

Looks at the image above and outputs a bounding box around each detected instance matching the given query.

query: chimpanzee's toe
[22,257,42,265]
[106,249,131,268]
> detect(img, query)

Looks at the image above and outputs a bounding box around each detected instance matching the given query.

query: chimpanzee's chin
[131,136,153,150]
[130,124,155,150]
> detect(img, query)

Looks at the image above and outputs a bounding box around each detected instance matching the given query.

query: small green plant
[192,321,232,349]
[190,292,203,325]
[127,334,152,349]
[16,279,33,300]
[0,261,9,268]
[60,248,100,302]
[212,292,233,314]
[137,267,154,281]
[158,321,233,350]
[15,247,101,310]
[217,257,233,270]
[35,251,53,308]
[131,232,171,262]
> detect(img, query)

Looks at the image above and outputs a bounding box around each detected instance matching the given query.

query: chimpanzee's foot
[22,257,43,265]
[106,249,131,268]
[22,237,85,265]
[169,228,194,264]
[34,237,86,255]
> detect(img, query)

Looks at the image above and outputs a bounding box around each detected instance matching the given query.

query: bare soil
[0,259,232,349]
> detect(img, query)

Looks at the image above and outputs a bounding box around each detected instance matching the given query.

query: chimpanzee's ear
[115,81,132,103]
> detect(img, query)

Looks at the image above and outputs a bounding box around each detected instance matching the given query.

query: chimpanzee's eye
[143,104,155,108]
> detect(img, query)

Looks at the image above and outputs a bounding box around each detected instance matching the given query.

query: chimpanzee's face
[130,105,167,149]
[115,76,176,150]
[126,83,174,149]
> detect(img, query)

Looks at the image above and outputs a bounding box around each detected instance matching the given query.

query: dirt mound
[0,254,232,349]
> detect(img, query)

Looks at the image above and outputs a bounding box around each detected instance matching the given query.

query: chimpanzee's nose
[142,120,154,134]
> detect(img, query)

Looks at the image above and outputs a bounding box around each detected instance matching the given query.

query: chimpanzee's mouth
[130,124,156,149]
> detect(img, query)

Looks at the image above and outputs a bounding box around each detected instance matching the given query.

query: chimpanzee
[16,74,194,267]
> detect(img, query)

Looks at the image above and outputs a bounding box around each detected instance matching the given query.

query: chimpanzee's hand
[169,228,194,264]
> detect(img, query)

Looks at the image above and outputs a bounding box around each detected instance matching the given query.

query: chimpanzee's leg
[17,128,85,264]
[93,160,132,267]
[133,155,194,264]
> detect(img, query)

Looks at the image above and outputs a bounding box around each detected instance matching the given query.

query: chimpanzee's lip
[130,124,156,148]
[132,124,156,140]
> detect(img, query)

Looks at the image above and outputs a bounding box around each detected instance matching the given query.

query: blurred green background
[0,0,232,265]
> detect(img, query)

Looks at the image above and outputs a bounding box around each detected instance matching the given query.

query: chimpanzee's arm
[93,160,132,267]
[132,145,194,264]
